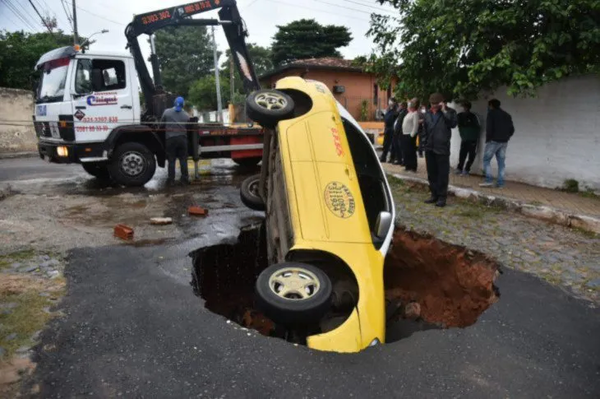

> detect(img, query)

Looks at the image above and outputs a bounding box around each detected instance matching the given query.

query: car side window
[74,59,92,94]
[92,59,127,92]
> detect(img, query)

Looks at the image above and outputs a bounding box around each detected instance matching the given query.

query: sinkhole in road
[190,225,500,346]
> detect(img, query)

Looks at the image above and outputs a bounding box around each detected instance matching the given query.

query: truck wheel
[240,174,265,211]
[234,157,261,168]
[81,162,111,180]
[256,263,332,326]
[108,142,156,187]
[246,89,295,128]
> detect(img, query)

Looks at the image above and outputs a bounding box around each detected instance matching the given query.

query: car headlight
[369,338,381,347]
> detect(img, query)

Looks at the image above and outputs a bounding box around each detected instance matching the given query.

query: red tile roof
[259,57,363,79]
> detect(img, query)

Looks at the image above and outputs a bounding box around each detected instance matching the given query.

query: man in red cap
[421,92,457,207]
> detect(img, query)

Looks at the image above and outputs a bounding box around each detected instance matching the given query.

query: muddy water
[190,226,500,346]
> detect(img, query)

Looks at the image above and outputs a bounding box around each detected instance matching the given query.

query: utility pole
[229,53,234,103]
[212,26,223,123]
[72,0,79,45]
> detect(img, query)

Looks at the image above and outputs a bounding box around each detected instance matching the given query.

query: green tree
[366,0,600,100]
[222,43,273,102]
[188,74,230,111]
[0,30,75,90]
[271,19,352,66]
[153,26,215,97]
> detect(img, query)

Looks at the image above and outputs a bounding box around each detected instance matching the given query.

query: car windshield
[37,58,69,103]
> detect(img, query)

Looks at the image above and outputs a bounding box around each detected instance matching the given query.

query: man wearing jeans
[480,99,515,188]
[161,96,191,185]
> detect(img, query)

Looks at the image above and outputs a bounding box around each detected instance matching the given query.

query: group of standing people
[380,93,514,208]
[379,98,422,172]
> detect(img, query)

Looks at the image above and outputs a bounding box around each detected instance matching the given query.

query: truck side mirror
[91,69,103,92]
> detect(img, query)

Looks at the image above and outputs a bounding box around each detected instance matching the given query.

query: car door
[71,57,134,143]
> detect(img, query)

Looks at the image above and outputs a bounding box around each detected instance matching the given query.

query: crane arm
[124,0,261,117]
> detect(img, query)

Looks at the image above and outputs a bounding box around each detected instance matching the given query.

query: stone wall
[0,88,36,154]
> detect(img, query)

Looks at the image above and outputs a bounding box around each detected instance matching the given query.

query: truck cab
[35,46,141,166]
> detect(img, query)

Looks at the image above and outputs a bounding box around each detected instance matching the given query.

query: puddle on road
[190,225,500,347]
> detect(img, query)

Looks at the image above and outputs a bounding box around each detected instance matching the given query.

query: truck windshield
[37,58,69,103]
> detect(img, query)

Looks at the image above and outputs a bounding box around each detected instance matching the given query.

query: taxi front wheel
[256,263,332,326]
[246,89,295,128]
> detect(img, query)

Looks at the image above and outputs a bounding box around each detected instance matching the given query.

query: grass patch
[0,250,37,271]
[0,274,65,360]
[455,208,486,218]
[578,189,599,200]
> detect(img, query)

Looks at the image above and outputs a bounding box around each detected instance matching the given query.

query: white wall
[449,75,600,190]
[0,88,36,153]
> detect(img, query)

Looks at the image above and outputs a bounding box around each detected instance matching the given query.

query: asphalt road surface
[4,157,599,398]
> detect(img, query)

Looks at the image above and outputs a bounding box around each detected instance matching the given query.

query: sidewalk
[383,158,600,232]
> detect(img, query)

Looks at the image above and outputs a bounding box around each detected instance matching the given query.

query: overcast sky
[1,0,397,68]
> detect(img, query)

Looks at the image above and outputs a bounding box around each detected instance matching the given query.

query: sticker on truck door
[324,182,356,218]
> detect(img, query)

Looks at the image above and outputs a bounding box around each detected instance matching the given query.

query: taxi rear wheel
[240,174,265,211]
[256,263,332,326]
[246,89,295,128]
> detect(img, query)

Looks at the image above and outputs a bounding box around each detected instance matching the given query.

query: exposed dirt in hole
[384,228,500,328]
[190,225,500,346]
[190,225,277,336]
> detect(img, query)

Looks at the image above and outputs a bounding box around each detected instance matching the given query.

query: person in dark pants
[392,101,408,165]
[455,101,481,175]
[480,98,515,188]
[417,105,426,158]
[401,98,420,172]
[422,93,457,207]
[161,96,191,185]
[379,98,399,163]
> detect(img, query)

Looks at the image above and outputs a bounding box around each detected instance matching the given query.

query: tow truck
[33,0,263,186]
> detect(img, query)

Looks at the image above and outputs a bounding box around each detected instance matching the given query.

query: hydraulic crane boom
[124,0,261,118]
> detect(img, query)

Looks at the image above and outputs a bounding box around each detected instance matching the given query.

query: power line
[263,0,370,22]
[2,0,39,31]
[76,5,126,26]
[313,0,382,15]
[339,0,396,14]
[60,0,73,30]
[28,0,55,36]
[12,0,42,28]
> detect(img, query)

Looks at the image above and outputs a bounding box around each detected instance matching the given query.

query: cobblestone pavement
[388,177,600,305]
[383,159,600,217]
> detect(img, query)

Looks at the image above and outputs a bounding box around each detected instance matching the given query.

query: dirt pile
[385,229,500,328]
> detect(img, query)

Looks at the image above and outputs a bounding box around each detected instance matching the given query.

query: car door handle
[76,106,86,109]
[121,105,133,109]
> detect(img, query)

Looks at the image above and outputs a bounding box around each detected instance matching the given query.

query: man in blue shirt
[161,96,191,185]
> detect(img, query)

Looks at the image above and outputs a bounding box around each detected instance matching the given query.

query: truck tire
[240,174,265,211]
[246,89,295,128]
[81,162,111,180]
[108,142,156,187]
[255,263,332,326]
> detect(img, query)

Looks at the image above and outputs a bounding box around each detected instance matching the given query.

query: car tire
[255,262,332,326]
[234,157,261,168]
[246,89,295,128]
[108,142,156,187]
[81,162,111,180]
[240,174,265,211]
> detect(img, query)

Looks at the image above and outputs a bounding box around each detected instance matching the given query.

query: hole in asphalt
[190,225,500,347]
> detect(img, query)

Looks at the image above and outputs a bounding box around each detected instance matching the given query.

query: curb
[390,173,600,235]
[0,151,38,160]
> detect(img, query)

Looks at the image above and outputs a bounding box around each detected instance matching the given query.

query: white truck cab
[35,46,160,185]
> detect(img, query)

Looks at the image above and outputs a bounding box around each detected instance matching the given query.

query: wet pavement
[1,157,599,398]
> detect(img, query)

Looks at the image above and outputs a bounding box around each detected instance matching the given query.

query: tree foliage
[271,19,352,66]
[153,26,216,97]
[366,0,600,100]
[0,30,76,90]
[188,74,230,111]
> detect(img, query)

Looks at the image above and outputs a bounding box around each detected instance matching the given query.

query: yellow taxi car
[240,77,395,353]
